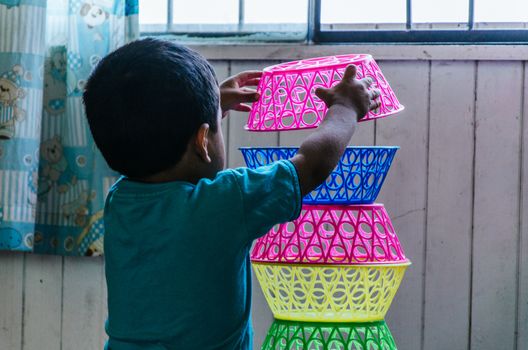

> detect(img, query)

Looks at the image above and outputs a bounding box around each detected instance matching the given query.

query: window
[316,0,528,42]
[139,0,308,41]
[140,0,528,43]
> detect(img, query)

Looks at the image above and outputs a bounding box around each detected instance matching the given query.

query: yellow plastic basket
[252,262,410,322]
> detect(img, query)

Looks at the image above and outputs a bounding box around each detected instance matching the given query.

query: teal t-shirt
[104,160,301,350]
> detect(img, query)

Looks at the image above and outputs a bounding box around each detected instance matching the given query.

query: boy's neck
[134,153,218,185]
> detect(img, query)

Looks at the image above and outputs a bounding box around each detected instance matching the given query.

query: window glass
[173,0,239,25]
[475,0,528,22]
[139,0,167,25]
[244,0,308,24]
[321,0,406,25]
[413,0,468,23]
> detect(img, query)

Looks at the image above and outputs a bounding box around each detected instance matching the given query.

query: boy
[83,38,380,350]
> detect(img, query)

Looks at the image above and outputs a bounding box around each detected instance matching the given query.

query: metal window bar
[313,0,528,44]
[167,0,173,32]
[238,0,245,30]
[309,0,320,42]
[468,0,475,30]
[406,0,412,30]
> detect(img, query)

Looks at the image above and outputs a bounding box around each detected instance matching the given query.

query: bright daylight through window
[140,0,528,43]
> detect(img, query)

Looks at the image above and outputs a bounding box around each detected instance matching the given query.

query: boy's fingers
[315,87,331,104]
[233,103,252,112]
[369,89,381,100]
[343,65,358,81]
[369,100,381,111]
[237,89,260,102]
[236,71,263,82]
[241,87,257,93]
[223,89,260,103]
[241,78,261,86]
[362,77,375,89]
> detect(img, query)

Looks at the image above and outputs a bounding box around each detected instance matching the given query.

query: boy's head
[83,38,224,180]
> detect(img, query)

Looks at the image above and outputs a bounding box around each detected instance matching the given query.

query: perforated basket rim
[244,105,405,131]
[268,319,390,327]
[239,146,400,151]
[262,319,397,350]
[251,261,412,268]
[262,54,374,75]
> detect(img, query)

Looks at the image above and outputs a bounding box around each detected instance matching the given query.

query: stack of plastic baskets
[242,55,408,350]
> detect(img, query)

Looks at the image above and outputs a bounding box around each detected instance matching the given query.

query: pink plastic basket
[250,204,407,265]
[246,54,404,131]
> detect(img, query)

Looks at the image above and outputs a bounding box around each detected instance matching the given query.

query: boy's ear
[195,123,211,163]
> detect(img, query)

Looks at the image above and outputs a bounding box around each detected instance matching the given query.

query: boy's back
[104,163,300,349]
[83,38,378,349]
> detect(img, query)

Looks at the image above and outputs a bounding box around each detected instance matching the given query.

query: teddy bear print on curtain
[0,0,139,256]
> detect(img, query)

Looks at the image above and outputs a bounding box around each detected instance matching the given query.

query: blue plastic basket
[240,146,398,205]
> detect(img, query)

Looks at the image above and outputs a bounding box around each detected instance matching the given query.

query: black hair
[83,38,219,178]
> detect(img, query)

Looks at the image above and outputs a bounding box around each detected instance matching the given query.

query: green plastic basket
[262,319,397,350]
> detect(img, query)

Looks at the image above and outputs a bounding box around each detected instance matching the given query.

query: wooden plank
[228,61,279,349]
[423,61,475,350]
[354,121,376,147]
[211,61,231,162]
[61,256,105,350]
[99,257,108,349]
[190,44,528,62]
[471,61,523,350]
[22,255,62,350]
[0,253,23,350]
[517,62,527,350]
[375,61,429,350]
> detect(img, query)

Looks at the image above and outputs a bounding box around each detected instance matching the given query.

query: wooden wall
[0,51,526,350]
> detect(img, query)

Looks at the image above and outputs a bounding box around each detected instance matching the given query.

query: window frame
[140,0,309,42]
[141,0,528,44]
[313,0,528,44]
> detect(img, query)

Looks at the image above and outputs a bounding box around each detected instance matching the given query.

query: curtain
[0,0,139,255]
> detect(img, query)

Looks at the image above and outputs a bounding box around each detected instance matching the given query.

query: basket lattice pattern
[262,319,397,350]
[247,54,404,131]
[241,147,398,205]
[253,262,409,322]
[251,204,407,265]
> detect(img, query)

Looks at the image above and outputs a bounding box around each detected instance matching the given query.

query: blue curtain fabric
[0,0,139,255]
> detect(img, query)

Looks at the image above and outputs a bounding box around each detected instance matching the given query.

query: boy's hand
[315,65,381,121]
[220,71,262,117]
[290,64,382,197]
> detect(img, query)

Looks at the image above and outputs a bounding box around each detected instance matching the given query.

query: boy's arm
[290,65,380,196]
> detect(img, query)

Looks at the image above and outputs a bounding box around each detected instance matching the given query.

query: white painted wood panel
[211,61,230,163]
[375,61,430,350]
[99,260,107,350]
[229,61,279,350]
[0,52,526,350]
[517,62,527,350]
[423,61,475,350]
[61,257,106,350]
[471,61,523,350]
[192,44,528,62]
[22,255,62,350]
[0,253,23,350]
